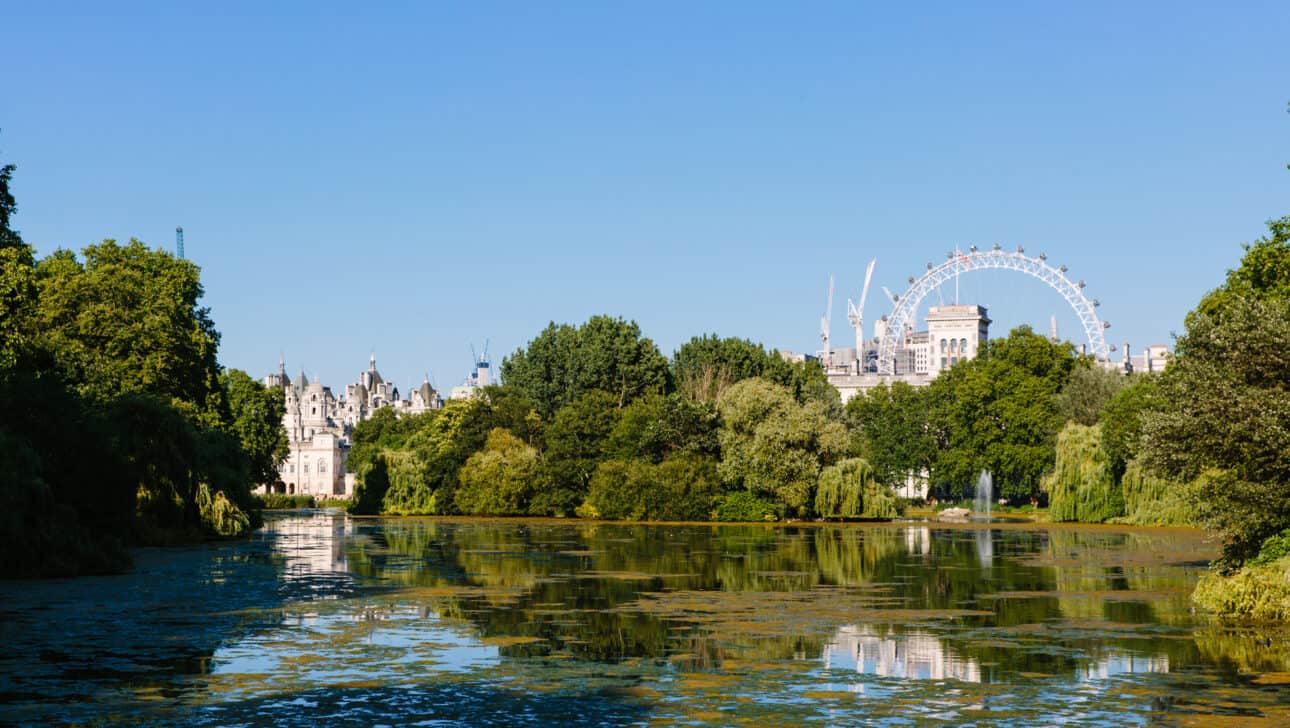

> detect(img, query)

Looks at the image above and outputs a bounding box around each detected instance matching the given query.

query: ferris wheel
[875,245,1110,375]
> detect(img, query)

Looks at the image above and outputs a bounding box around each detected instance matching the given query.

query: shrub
[583,454,721,522]
[253,493,317,510]
[711,491,780,522]
[1193,557,1290,621]
[455,429,541,515]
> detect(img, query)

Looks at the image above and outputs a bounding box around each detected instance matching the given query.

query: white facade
[261,355,443,498]
[925,304,990,376]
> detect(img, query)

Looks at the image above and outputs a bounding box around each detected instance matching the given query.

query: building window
[941,357,947,369]
[961,338,968,354]
[318,459,327,474]
[312,407,317,415]
[940,339,947,353]
[949,339,957,354]
[303,463,310,474]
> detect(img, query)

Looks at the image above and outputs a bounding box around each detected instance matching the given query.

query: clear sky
[4,2,1288,392]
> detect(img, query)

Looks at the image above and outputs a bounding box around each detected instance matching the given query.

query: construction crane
[820,273,835,369]
[175,227,185,259]
[846,259,876,359]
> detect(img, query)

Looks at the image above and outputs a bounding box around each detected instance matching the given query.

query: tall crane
[175,227,185,259]
[820,273,835,370]
[846,259,876,362]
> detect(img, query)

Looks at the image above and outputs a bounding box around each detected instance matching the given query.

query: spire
[370,350,376,369]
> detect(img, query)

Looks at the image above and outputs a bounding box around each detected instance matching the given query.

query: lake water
[2,511,1288,726]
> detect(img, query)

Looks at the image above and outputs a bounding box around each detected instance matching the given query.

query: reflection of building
[823,624,1173,684]
[266,511,353,577]
[823,625,982,682]
[261,354,443,497]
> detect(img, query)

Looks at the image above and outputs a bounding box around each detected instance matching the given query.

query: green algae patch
[481,635,547,647]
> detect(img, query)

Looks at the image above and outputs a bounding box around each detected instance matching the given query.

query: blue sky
[4,2,1287,392]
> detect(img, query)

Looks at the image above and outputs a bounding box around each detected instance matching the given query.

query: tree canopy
[501,315,669,418]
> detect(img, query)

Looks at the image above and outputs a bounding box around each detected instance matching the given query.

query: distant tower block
[175,226,185,259]
[1049,315,1059,342]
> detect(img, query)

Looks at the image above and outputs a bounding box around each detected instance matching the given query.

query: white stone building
[261,355,443,498]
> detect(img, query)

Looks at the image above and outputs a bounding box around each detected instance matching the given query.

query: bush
[583,454,722,522]
[711,491,780,522]
[1193,557,1290,621]
[455,429,541,515]
[253,493,317,510]
[1250,528,1290,567]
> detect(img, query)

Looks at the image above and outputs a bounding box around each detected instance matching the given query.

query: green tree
[928,326,1074,503]
[0,158,35,368]
[538,390,620,514]
[33,239,225,424]
[605,392,719,463]
[501,315,669,418]
[1141,292,1290,569]
[455,429,542,515]
[1057,362,1128,426]
[845,381,934,489]
[221,369,288,486]
[1098,375,1161,479]
[815,457,899,520]
[672,334,836,410]
[1046,422,1122,523]
[1196,216,1290,318]
[716,378,849,516]
[582,453,721,521]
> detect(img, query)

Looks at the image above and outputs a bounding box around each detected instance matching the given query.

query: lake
[2,511,1288,726]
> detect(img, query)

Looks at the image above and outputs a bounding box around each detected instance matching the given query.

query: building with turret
[260,354,443,497]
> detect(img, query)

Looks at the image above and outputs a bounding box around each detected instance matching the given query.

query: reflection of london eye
[876,247,1110,375]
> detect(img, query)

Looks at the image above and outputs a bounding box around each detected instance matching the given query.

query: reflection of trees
[339,519,1217,677]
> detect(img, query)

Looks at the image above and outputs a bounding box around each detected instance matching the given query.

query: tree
[0,157,22,251]
[672,333,836,409]
[716,378,849,516]
[1098,375,1161,479]
[501,316,669,418]
[1057,362,1128,426]
[845,381,934,489]
[605,392,719,463]
[455,429,542,515]
[539,390,620,514]
[0,156,35,368]
[1046,422,1122,523]
[582,453,721,521]
[33,239,225,424]
[815,458,899,520]
[221,369,288,486]
[1141,293,1290,569]
[928,326,1075,503]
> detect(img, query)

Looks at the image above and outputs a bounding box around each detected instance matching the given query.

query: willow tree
[1046,422,1122,523]
[815,458,899,520]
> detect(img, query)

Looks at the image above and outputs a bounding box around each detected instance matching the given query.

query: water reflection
[975,527,993,568]
[4,512,1290,727]
[824,625,983,682]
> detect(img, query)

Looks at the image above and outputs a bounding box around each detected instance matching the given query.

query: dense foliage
[1142,216,1290,571]
[0,155,285,578]
[348,316,900,523]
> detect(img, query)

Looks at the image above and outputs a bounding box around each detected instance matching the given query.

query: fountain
[973,470,993,520]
